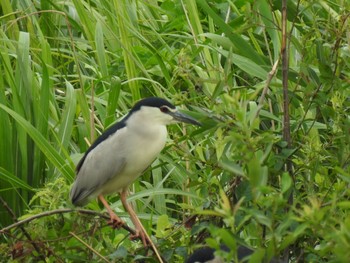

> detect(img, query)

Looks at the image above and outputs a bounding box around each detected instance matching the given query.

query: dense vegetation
[1,0,349,262]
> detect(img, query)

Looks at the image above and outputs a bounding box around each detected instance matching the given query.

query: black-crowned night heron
[70,97,200,246]
[186,246,252,263]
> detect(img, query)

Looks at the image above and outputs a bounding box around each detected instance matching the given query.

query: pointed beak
[169,110,201,126]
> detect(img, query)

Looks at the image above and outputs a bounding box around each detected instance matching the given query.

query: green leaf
[247,156,268,189]
[218,50,269,80]
[257,0,280,59]
[155,214,171,238]
[105,77,121,127]
[0,104,75,181]
[110,187,203,210]
[0,167,35,191]
[152,159,167,214]
[196,0,266,65]
[58,81,76,150]
[95,20,108,78]
[281,172,292,194]
[220,160,245,177]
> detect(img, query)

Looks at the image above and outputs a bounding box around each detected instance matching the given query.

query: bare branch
[0,208,135,235]
[1,208,165,262]
[281,0,291,150]
[0,197,45,260]
[256,59,280,118]
[70,231,110,263]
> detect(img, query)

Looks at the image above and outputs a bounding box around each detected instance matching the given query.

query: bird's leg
[98,195,124,228]
[120,190,164,263]
[120,190,151,247]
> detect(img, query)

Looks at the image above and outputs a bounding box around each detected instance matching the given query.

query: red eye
[160,106,169,113]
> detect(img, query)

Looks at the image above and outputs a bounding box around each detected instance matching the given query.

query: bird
[70,97,201,246]
[186,245,247,263]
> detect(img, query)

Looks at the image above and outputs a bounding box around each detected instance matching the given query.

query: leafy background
[0,0,349,262]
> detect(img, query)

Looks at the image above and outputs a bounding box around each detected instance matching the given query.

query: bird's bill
[169,110,201,126]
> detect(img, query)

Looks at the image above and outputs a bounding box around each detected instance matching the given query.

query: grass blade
[0,104,75,182]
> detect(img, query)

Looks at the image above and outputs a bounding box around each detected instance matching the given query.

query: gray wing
[70,143,126,206]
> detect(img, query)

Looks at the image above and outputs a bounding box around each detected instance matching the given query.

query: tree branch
[256,59,279,117]
[281,0,291,150]
[0,208,135,235]
[1,208,168,262]
[0,197,45,260]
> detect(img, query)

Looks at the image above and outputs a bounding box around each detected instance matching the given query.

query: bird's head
[127,97,201,127]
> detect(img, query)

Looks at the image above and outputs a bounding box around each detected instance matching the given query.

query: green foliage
[0,0,349,262]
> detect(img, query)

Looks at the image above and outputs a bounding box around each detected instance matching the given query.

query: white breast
[99,124,168,195]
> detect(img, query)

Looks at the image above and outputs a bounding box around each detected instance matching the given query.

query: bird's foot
[130,228,149,247]
[107,214,125,229]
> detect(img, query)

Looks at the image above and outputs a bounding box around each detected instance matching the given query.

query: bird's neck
[128,121,168,139]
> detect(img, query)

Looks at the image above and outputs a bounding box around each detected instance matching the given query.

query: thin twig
[132,214,165,263]
[0,197,45,261]
[281,0,294,193]
[256,59,279,119]
[91,81,95,142]
[0,208,135,235]
[281,1,294,262]
[1,208,165,261]
[70,231,110,263]
[281,0,291,150]
[182,126,189,224]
